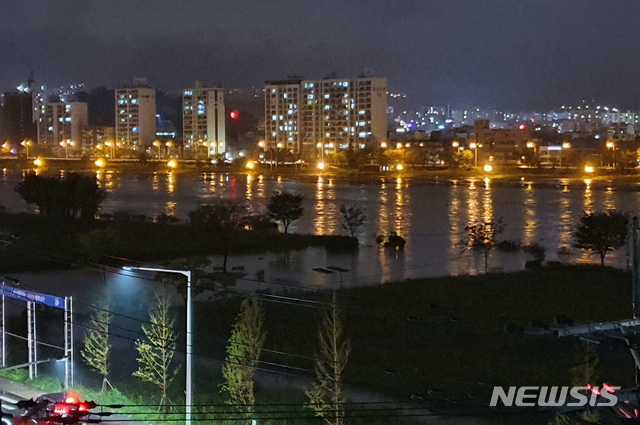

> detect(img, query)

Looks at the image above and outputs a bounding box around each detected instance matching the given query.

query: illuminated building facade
[82,126,115,153]
[115,80,156,152]
[37,102,88,153]
[182,82,226,156]
[265,77,387,157]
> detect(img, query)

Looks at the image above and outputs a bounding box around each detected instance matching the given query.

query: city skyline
[3,1,640,111]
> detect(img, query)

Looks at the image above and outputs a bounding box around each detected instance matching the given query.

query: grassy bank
[192,265,632,421]
[0,212,357,272]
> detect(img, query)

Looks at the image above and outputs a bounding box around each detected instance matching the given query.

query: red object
[230,110,240,120]
[519,124,527,130]
[53,403,70,415]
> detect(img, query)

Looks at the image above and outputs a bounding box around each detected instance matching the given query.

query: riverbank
[2,156,640,188]
[0,212,358,273]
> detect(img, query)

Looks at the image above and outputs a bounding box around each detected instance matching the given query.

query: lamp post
[469,142,478,167]
[123,266,193,425]
[21,140,32,158]
[276,142,284,169]
[153,140,162,159]
[561,142,571,168]
[258,140,267,165]
[606,140,615,167]
[105,141,115,158]
[60,140,70,158]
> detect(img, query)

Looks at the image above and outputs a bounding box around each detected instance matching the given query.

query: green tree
[133,292,179,410]
[81,295,113,392]
[460,217,505,272]
[306,292,351,425]
[574,210,629,266]
[189,202,246,272]
[339,205,366,238]
[15,172,106,220]
[221,298,266,425]
[76,229,120,263]
[267,190,304,234]
[570,342,600,387]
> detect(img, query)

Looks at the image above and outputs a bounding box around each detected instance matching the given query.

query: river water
[1,169,639,294]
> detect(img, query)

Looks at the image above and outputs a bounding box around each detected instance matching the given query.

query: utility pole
[632,216,639,319]
[631,216,640,385]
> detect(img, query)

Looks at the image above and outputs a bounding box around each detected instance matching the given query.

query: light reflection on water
[0,170,637,287]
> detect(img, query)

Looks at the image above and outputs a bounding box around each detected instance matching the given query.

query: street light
[59,140,70,158]
[123,266,193,425]
[21,140,32,158]
[105,141,115,158]
[606,140,615,167]
[469,142,478,167]
[276,142,284,168]
[153,140,162,159]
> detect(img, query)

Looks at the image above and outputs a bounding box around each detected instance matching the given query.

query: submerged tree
[189,202,246,272]
[574,210,629,266]
[133,292,179,410]
[16,172,106,220]
[267,190,304,234]
[339,205,367,238]
[81,295,113,392]
[221,298,266,425]
[306,292,351,425]
[460,217,505,272]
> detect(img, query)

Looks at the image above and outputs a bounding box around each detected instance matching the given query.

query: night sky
[2,0,640,110]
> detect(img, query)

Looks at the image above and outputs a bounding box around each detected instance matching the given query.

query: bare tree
[339,205,367,238]
[460,217,505,272]
[306,292,351,425]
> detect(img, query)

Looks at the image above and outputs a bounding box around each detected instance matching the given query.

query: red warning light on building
[230,110,240,120]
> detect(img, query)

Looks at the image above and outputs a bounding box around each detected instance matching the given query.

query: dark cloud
[2,0,640,110]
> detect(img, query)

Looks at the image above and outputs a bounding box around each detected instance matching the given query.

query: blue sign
[0,286,65,309]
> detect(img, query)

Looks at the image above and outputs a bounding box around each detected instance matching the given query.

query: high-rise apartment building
[37,102,88,153]
[115,79,156,153]
[264,76,387,157]
[3,91,37,145]
[182,82,226,156]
